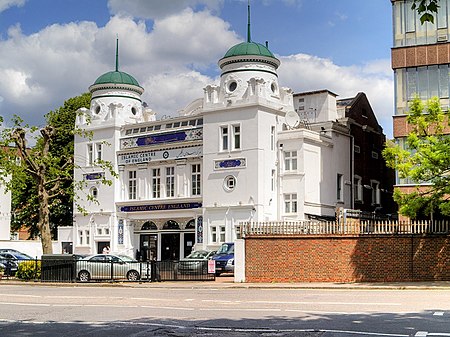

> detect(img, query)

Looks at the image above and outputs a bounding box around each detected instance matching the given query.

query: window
[78,229,89,246]
[284,194,297,214]
[337,174,343,201]
[220,126,229,151]
[284,151,297,171]
[211,226,217,243]
[271,126,275,151]
[152,168,161,198]
[192,164,201,196]
[371,180,380,205]
[232,124,241,150]
[219,226,226,242]
[89,187,98,200]
[78,230,84,245]
[354,176,362,202]
[165,167,175,197]
[87,142,103,166]
[271,169,275,192]
[224,175,236,191]
[128,170,137,200]
[96,143,102,162]
[87,144,93,166]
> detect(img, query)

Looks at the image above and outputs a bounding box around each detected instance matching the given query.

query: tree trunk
[38,173,53,255]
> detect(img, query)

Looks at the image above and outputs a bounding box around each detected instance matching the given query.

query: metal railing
[241,220,450,236]
[0,257,215,283]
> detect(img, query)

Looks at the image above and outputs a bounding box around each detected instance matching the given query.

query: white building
[0,174,11,241]
[71,23,352,260]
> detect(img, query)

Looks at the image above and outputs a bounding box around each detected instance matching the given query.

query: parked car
[76,254,149,282]
[176,250,216,275]
[211,243,234,276]
[0,248,33,260]
[0,258,18,276]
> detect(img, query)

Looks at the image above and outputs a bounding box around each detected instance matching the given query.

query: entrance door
[161,233,180,260]
[97,241,110,254]
[184,233,195,258]
[140,234,158,262]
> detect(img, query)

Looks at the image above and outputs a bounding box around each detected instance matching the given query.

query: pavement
[1,274,450,290]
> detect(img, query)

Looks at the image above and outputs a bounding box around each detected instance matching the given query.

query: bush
[16,260,41,280]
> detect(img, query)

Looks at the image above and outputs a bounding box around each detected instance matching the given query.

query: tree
[383,96,450,218]
[412,0,440,24]
[0,93,113,254]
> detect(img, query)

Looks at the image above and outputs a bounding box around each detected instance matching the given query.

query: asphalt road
[0,282,449,337]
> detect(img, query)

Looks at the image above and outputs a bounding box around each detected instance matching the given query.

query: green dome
[93,71,141,87]
[222,41,276,59]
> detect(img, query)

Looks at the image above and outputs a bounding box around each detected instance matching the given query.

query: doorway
[161,233,180,260]
[97,241,110,254]
[184,233,195,258]
[140,234,158,262]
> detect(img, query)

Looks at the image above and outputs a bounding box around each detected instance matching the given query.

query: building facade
[391,0,450,218]
[71,14,392,259]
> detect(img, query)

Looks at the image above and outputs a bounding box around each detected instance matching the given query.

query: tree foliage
[0,93,95,254]
[383,96,450,218]
[412,0,440,24]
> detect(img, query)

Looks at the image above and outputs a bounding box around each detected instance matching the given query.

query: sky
[0,0,394,137]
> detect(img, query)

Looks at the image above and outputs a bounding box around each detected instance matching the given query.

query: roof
[222,41,276,59]
[93,70,141,87]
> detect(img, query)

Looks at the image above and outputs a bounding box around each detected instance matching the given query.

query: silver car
[76,254,149,282]
[176,250,216,275]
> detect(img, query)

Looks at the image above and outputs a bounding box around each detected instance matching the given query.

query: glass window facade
[393,0,449,47]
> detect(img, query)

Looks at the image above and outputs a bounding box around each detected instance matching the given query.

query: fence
[0,257,215,283]
[241,219,450,236]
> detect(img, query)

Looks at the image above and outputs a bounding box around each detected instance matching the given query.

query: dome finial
[115,35,119,72]
[247,0,251,43]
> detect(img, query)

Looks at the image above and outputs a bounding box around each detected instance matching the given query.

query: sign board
[208,260,216,274]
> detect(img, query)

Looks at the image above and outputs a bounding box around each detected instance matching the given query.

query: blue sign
[118,220,124,245]
[136,131,187,147]
[84,172,104,180]
[196,216,203,244]
[120,202,202,213]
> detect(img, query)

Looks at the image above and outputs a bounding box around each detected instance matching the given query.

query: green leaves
[382,96,450,218]
[412,0,440,24]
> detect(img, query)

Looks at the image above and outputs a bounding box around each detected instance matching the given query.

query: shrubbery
[16,260,41,280]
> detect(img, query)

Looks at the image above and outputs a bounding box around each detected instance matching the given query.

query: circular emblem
[163,151,169,159]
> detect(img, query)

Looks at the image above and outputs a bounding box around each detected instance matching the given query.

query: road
[0,282,449,336]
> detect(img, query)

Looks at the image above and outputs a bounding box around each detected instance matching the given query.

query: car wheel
[78,270,90,282]
[127,270,140,281]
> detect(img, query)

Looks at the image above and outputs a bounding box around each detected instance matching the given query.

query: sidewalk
[2,275,450,290]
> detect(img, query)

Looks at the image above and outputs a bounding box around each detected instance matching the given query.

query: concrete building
[391,0,450,219]
[70,9,391,259]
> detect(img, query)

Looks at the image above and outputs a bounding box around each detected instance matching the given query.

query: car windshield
[118,255,137,262]
[15,253,32,260]
[186,251,209,259]
[216,244,233,254]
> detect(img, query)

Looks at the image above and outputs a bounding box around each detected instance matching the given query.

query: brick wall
[245,235,450,282]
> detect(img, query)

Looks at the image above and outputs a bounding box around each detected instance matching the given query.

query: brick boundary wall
[245,235,450,283]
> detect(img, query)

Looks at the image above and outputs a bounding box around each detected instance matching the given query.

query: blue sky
[0,0,394,136]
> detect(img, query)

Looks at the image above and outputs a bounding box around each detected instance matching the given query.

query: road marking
[199,308,282,312]
[200,299,402,306]
[141,305,194,311]
[415,332,428,337]
[0,302,50,307]
[433,312,444,316]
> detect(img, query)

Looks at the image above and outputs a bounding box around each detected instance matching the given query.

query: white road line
[415,332,428,337]
[0,302,50,307]
[140,305,194,311]
[200,299,402,306]
[199,308,282,312]
[433,312,444,316]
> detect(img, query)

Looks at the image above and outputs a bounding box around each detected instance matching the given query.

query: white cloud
[107,0,224,19]
[0,11,238,126]
[0,0,26,13]
[278,54,394,137]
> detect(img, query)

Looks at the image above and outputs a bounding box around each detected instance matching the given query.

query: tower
[201,2,294,249]
[73,39,148,255]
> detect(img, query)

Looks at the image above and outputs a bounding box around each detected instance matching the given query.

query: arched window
[185,219,195,229]
[141,221,157,230]
[163,220,180,230]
